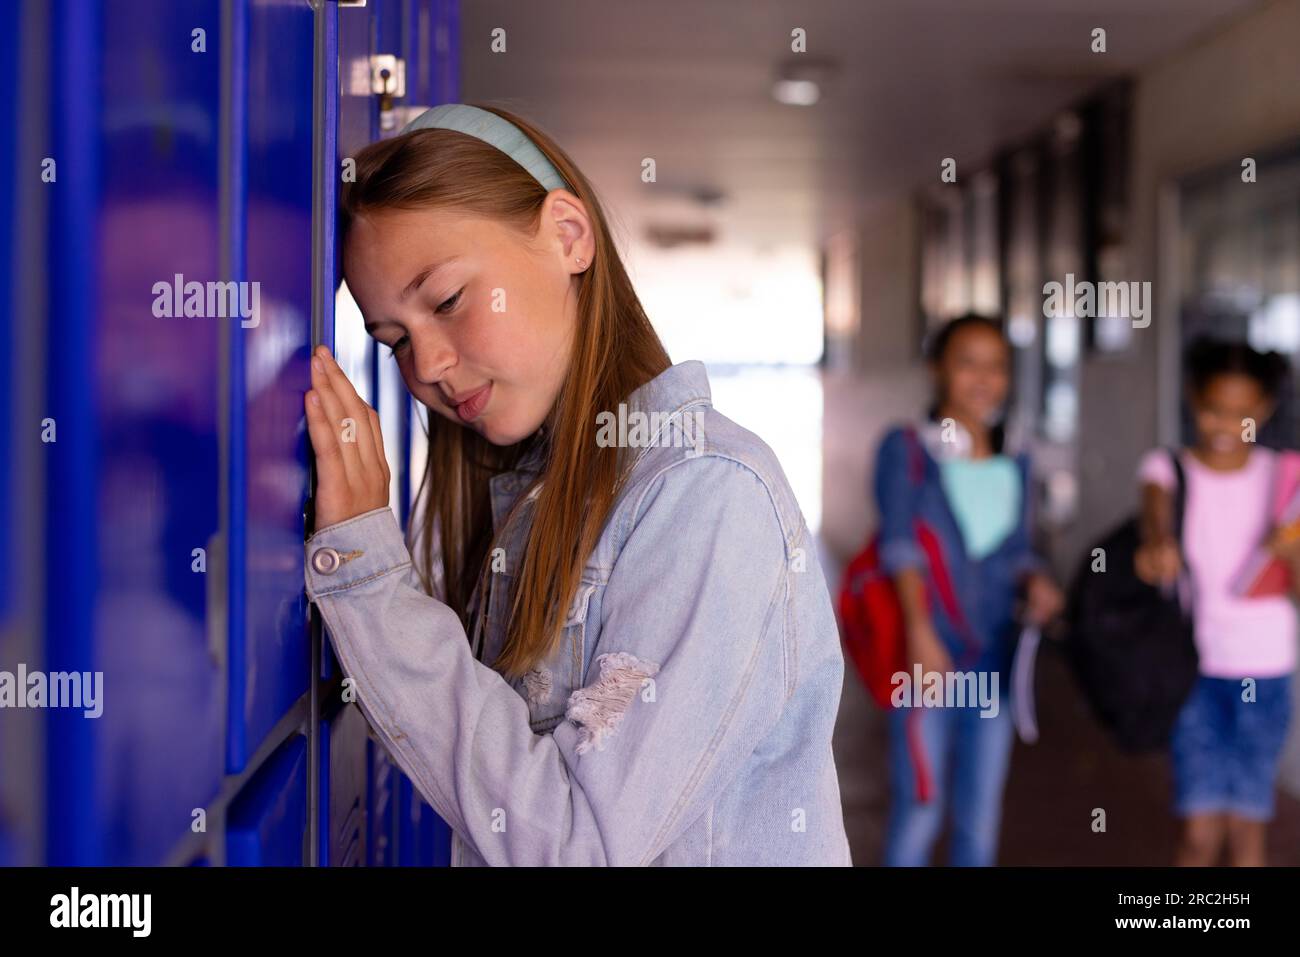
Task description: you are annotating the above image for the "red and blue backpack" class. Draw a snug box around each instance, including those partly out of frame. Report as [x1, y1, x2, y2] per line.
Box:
[836, 427, 977, 709]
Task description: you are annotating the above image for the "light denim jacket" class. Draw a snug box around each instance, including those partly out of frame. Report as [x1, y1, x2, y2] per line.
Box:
[304, 361, 852, 866]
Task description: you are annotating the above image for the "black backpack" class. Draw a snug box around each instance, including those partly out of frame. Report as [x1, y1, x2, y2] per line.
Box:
[1064, 450, 1199, 753]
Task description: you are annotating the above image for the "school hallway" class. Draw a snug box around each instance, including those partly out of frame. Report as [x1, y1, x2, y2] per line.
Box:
[822, 374, 1300, 867]
[8, 0, 1300, 879]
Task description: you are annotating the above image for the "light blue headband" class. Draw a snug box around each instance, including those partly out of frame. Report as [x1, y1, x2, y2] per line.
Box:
[401, 103, 572, 193]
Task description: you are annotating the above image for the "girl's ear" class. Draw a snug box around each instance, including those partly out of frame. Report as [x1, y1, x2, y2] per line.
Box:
[543, 189, 593, 268]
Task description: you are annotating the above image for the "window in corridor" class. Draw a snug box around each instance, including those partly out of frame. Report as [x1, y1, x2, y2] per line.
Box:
[636, 245, 825, 532]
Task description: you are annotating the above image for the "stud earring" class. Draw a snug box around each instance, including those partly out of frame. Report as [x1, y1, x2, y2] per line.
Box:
[576, 257, 586, 269]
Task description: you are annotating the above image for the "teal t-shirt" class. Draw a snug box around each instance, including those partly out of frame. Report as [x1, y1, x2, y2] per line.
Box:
[937, 456, 1021, 560]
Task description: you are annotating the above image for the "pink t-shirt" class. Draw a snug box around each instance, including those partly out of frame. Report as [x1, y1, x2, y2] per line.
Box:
[1137, 446, 1300, 678]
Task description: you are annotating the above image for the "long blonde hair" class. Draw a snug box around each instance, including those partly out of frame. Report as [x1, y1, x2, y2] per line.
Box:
[340, 104, 671, 679]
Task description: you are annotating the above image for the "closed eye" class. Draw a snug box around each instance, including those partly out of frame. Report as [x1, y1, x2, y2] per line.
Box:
[436, 289, 463, 314]
[384, 335, 409, 359]
[382, 289, 463, 359]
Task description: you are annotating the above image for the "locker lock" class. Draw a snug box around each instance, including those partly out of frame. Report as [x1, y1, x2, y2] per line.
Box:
[370, 55, 406, 131]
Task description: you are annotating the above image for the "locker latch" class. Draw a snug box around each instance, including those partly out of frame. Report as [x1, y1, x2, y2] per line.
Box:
[370, 55, 406, 131]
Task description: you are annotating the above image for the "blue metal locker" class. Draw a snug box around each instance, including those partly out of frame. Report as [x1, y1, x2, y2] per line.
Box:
[43, 0, 227, 867]
[0, 0, 34, 870]
[320, 702, 368, 866]
[226, 0, 317, 778]
[226, 734, 309, 866]
[12, 0, 462, 866]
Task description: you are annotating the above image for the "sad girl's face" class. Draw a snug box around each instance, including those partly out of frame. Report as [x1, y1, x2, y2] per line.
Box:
[342, 195, 594, 446]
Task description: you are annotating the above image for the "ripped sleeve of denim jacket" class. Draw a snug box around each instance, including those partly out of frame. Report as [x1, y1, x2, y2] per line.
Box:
[303, 453, 788, 866]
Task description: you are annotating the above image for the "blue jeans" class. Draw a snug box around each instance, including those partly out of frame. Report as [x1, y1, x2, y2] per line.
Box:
[883, 703, 1015, 866]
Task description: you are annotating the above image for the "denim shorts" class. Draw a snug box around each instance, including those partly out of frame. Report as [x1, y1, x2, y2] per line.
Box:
[1170, 674, 1293, 820]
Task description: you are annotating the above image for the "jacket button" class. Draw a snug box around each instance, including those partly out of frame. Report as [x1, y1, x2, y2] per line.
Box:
[312, 547, 342, 575]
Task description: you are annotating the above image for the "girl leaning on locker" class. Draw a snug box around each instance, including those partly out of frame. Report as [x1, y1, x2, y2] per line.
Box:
[873, 313, 1064, 866]
[299, 103, 852, 866]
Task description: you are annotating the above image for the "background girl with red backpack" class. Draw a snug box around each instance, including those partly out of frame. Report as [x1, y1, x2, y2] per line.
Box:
[872, 314, 1063, 866]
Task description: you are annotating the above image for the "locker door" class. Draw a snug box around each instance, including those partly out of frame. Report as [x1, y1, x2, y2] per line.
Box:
[226, 734, 309, 866]
[197, 0, 320, 867]
[20, 0, 461, 867]
[30, 0, 321, 866]
[0, 0, 37, 867]
[320, 701, 369, 866]
[397, 776, 449, 866]
[41, 0, 227, 866]
[227, 0, 318, 776]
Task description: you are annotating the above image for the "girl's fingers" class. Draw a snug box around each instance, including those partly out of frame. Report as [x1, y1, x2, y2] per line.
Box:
[304, 390, 345, 483]
[311, 352, 361, 484]
[316, 347, 380, 474]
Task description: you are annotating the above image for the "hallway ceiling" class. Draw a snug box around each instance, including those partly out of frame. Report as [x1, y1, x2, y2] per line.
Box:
[459, 0, 1262, 263]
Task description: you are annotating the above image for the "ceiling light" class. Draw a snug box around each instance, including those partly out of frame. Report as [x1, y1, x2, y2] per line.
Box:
[772, 78, 819, 106]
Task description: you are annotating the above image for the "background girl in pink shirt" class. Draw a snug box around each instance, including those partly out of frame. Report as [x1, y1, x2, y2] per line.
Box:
[1135, 337, 1299, 866]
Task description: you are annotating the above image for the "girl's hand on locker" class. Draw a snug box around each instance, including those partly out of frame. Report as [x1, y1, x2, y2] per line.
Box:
[304, 344, 391, 531]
